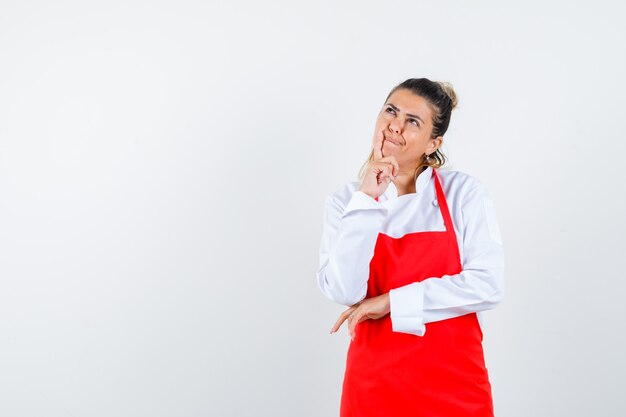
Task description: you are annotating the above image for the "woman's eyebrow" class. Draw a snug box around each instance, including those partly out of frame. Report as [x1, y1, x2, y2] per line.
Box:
[386, 102, 424, 124]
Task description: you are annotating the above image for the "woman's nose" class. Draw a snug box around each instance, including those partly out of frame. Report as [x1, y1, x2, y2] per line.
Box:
[389, 120, 401, 134]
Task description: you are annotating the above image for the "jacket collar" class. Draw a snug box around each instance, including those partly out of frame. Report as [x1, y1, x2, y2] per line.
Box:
[382, 166, 433, 201]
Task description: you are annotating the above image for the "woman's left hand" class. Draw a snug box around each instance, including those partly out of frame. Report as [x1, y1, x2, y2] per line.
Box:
[330, 293, 390, 340]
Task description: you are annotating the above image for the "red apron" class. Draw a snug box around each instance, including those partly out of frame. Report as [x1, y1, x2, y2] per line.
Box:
[340, 168, 494, 417]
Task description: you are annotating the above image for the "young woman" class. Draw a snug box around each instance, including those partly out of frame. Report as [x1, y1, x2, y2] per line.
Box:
[316, 78, 505, 416]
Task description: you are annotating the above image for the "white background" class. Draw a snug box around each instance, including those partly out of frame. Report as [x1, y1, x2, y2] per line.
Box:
[1, 1, 625, 416]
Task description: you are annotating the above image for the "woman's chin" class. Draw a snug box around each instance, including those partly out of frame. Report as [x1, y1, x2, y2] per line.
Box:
[382, 143, 400, 157]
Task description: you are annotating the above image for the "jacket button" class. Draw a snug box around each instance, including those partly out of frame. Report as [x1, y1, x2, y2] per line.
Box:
[432, 199, 439, 206]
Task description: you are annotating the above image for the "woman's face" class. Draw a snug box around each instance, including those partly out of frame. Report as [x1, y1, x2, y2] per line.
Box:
[374, 88, 443, 167]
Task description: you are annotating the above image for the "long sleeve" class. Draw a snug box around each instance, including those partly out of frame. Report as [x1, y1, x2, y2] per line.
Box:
[388, 180, 505, 336]
[317, 189, 389, 306]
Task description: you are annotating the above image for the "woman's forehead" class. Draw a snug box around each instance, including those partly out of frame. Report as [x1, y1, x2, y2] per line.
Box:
[385, 89, 433, 120]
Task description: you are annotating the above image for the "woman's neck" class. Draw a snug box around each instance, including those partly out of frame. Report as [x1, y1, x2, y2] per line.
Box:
[393, 166, 426, 196]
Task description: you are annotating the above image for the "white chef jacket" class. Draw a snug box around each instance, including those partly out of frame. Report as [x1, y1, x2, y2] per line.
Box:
[316, 166, 505, 336]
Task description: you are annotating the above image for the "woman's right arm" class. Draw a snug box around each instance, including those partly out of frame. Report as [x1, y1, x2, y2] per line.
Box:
[316, 189, 389, 306]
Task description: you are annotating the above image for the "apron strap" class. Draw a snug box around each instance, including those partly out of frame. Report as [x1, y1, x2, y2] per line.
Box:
[432, 168, 454, 234]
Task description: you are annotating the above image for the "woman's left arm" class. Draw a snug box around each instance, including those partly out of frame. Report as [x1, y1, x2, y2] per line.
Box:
[388, 179, 505, 337]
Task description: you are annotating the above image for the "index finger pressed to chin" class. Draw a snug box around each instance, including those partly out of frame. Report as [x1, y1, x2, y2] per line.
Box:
[373, 129, 384, 161]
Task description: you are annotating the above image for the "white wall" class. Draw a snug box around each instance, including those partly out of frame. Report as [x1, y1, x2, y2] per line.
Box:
[1, 1, 624, 416]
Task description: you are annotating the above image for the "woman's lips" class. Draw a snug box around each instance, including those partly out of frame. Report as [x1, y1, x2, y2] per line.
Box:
[384, 137, 401, 146]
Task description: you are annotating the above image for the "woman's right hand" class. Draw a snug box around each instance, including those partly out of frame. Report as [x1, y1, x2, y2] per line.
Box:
[359, 129, 399, 200]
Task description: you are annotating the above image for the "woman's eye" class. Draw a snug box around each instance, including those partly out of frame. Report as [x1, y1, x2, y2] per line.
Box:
[385, 107, 395, 114]
[409, 119, 419, 127]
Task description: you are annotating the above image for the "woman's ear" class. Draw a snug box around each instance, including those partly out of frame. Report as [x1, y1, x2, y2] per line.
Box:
[429, 136, 444, 153]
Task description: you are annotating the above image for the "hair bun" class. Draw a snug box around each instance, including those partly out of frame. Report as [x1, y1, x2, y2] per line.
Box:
[436, 81, 458, 110]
